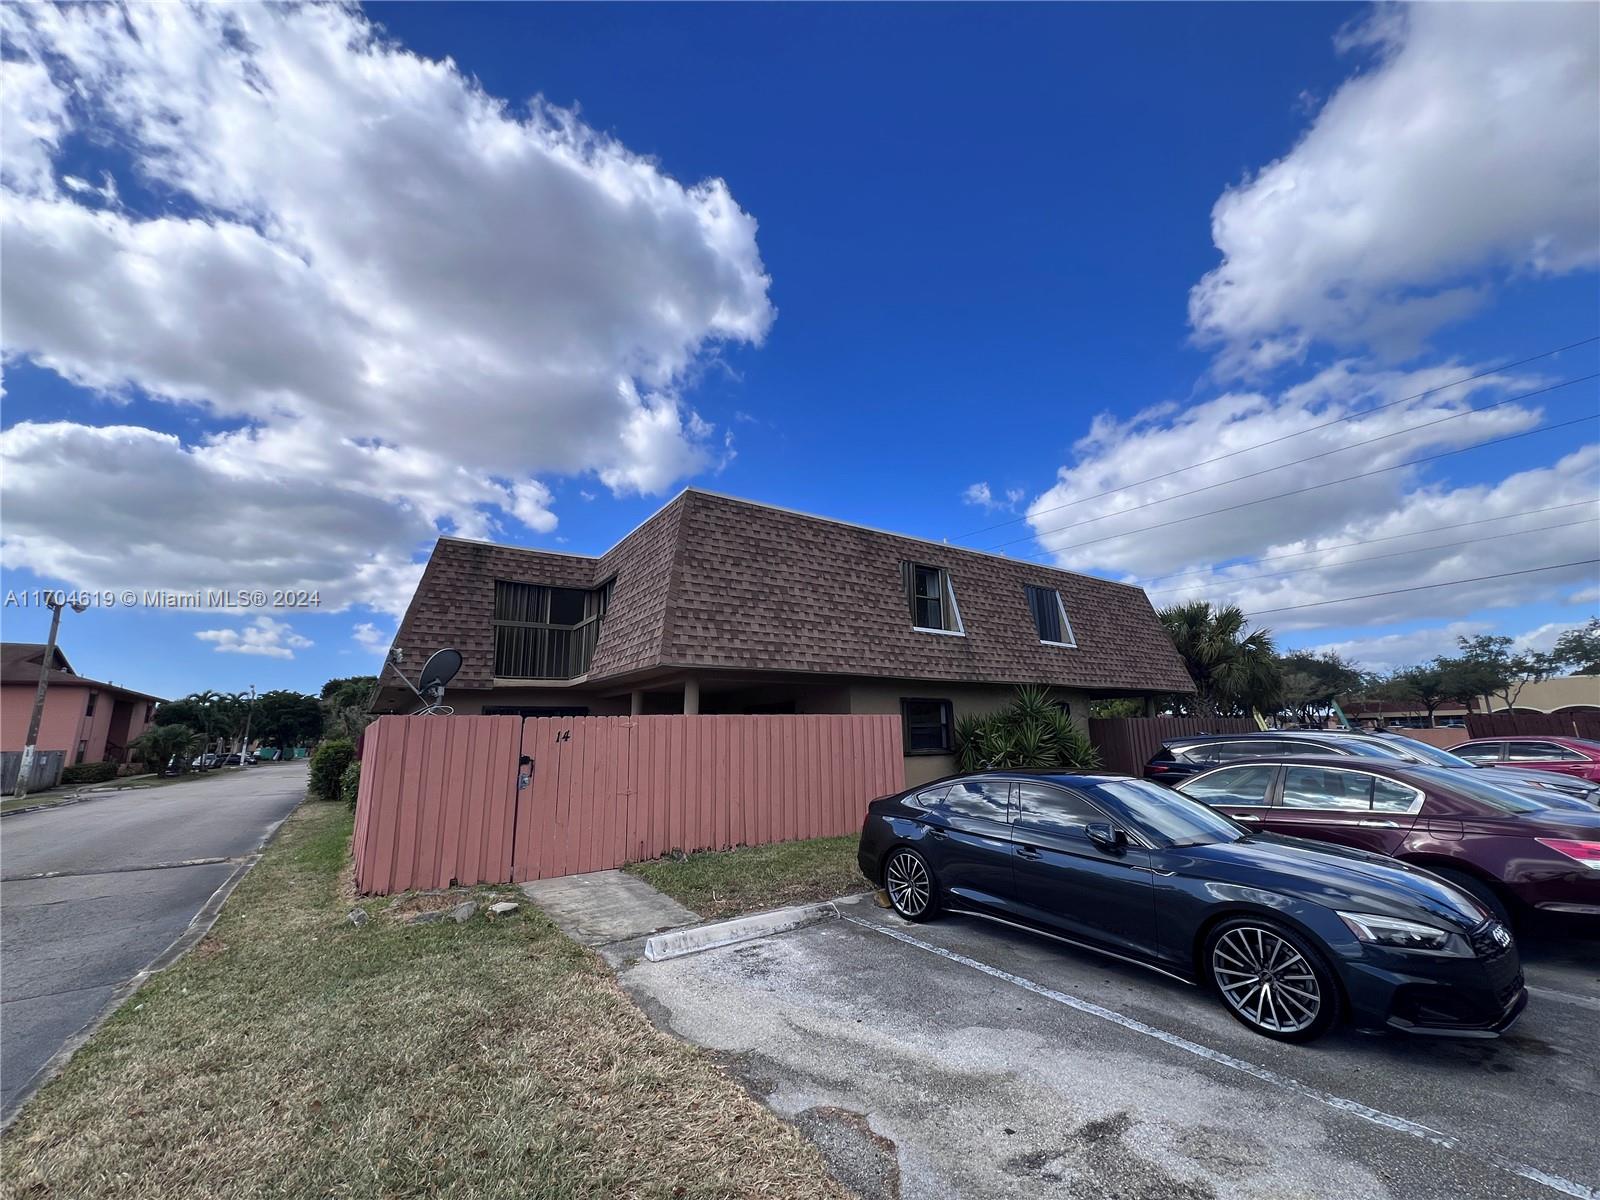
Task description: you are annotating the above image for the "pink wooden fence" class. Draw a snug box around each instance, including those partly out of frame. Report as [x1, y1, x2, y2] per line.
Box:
[353, 713, 904, 894]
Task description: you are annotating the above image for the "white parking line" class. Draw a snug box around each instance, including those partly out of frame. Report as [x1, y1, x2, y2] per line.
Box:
[842, 915, 1597, 1200]
[1525, 984, 1600, 1013]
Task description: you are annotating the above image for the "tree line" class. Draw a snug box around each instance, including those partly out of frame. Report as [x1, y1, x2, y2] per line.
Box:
[128, 675, 379, 774]
[1134, 603, 1599, 726]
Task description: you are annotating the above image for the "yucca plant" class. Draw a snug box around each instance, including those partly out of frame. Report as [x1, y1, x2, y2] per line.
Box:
[952, 688, 1102, 772]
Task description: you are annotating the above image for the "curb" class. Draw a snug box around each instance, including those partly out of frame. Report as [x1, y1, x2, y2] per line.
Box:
[0, 790, 107, 819]
[643, 901, 838, 962]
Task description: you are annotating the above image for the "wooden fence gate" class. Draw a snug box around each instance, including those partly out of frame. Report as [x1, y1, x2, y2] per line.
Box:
[354, 713, 903, 894]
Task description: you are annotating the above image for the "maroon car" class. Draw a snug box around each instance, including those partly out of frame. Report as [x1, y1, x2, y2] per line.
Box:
[1451, 736, 1600, 785]
[1174, 756, 1600, 922]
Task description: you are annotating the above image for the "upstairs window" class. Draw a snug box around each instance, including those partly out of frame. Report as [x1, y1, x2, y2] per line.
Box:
[85, 690, 98, 716]
[493, 579, 612, 679]
[1025, 586, 1075, 646]
[903, 562, 964, 635]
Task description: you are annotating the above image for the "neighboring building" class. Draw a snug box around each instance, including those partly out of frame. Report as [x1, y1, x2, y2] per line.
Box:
[1, 643, 164, 765]
[1345, 674, 1600, 728]
[377, 489, 1195, 785]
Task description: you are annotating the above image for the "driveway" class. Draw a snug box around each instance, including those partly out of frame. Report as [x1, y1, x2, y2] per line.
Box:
[616, 896, 1600, 1200]
[0, 762, 307, 1121]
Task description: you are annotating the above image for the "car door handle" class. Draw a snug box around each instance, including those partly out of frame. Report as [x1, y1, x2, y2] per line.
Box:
[1230, 813, 1261, 822]
[927, 826, 949, 839]
[1358, 818, 1399, 829]
[1015, 844, 1041, 860]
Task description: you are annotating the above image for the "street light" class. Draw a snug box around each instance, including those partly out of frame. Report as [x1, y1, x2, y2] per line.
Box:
[236, 685, 257, 768]
[13, 592, 88, 800]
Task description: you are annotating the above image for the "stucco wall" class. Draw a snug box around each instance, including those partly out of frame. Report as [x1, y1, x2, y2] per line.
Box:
[1, 684, 94, 757]
[846, 680, 1090, 788]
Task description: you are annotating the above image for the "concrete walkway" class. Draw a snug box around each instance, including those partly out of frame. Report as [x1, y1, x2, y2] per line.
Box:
[520, 869, 699, 946]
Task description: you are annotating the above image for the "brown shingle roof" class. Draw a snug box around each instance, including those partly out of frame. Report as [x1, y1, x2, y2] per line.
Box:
[384, 490, 1194, 695]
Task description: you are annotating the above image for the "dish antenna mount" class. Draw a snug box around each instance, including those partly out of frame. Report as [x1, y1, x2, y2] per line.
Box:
[387, 647, 462, 716]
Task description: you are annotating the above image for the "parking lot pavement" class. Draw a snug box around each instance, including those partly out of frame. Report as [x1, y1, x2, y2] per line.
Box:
[616, 896, 1600, 1200]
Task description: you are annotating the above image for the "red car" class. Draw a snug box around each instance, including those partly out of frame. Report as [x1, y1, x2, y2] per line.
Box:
[1451, 736, 1600, 785]
[1175, 756, 1600, 923]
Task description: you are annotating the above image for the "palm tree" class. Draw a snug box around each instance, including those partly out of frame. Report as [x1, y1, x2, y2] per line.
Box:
[131, 724, 202, 775]
[1159, 601, 1281, 718]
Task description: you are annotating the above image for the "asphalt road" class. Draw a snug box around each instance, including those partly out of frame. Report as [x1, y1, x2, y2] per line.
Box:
[0, 763, 307, 1121]
[617, 895, 1600, 1200]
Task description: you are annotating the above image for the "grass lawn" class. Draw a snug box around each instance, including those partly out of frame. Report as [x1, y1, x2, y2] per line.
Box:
[626, 835, 870, 920]
[2, 802, 850, 1200]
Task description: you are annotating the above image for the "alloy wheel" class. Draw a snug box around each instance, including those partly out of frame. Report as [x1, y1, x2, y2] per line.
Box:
[885, 850, 931, 918]
[1211, 925, 1322, 1035]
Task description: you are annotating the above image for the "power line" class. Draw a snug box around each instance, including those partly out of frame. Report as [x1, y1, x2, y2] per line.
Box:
[987, 372, 1597, 552]
[1243, 560, 1600, 617]
[1012, 411, 1600, 563]
[1131, 499, 1600, 587]
[1146, 516, 1599, 595]
[958, 333, 1600, 540]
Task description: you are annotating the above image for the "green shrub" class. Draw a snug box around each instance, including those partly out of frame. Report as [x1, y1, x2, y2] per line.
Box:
[60, 761, 119, 786]
[339, 759, 361, 809]
[308, 737, 355, 801]
[954, 686, 1101, 772]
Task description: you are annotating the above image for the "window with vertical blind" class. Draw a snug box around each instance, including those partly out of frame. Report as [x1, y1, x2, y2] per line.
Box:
[1025, 585, 1076, 646]
[493, 578, 613, 678]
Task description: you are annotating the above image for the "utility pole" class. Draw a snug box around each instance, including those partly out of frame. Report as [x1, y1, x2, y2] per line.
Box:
[14, 592, 87, 799]
[236, 685, 257, 768]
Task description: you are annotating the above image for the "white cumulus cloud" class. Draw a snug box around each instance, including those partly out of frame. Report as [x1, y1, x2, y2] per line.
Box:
[1019, 362, 1600, 630]
[1190, 3, 1599, 375]
[196, 615, 313, 660]
[0, 2, 772, 610]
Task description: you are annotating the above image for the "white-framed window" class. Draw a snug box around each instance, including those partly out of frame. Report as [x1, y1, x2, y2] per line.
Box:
[1025, 585, 1076, 647]
[904, 562, 965, 636]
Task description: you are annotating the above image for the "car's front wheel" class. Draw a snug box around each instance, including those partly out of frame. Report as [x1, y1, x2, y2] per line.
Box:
[1205, 918, 1340, 1042]
[883, 847, 938, 922]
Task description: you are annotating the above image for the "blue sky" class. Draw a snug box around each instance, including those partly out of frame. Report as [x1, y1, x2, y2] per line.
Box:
[2, 2, 1596, 701]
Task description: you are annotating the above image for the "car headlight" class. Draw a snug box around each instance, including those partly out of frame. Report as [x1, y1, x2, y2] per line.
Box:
[1336, 911, 1471, 956]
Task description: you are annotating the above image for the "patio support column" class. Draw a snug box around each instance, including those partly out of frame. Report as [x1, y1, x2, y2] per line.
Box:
[630, 690, 644, 716]
[1143, 694, 1157, 717]
[683, 676, 700, 716]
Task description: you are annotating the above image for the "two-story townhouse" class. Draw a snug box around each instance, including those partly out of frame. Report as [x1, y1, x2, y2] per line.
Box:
[375, 490, 1194, 785]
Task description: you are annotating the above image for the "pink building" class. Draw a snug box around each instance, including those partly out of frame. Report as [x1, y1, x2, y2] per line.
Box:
[1, 643, 164, 767]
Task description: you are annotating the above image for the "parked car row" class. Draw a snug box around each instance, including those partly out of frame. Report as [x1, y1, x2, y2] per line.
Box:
[857, 729, 1598, 1044]
[1144, 728, 1600, 804]
[857, 769, 1540, 1043]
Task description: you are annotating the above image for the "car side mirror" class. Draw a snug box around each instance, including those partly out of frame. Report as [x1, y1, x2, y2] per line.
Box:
[1086, 822, 1126, 852]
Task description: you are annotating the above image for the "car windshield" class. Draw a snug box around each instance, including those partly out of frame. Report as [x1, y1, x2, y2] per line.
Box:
[1087, 778, 1246, 847]
[1403, 766, 1556, 814]
[1370, 734, 1475, 767]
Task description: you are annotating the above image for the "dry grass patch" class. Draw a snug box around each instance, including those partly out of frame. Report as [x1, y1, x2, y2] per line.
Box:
[2, 802, 852, 1200]
[626, 836, 868, 920]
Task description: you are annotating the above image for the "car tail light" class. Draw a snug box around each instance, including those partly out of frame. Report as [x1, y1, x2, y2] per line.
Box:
[1535, 838, 1600, 870]
[1145, 763, 1170, 777]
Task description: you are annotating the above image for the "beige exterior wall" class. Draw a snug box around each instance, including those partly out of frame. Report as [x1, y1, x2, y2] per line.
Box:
[846, 680, 1090, 788]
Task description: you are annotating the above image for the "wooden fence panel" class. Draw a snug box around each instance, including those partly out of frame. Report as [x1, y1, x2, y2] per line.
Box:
[1466, 712, 1600, 740]
[355, 713, 903, 892]
[353, 715, 521, 894]
[1088, 716, 1260, 776]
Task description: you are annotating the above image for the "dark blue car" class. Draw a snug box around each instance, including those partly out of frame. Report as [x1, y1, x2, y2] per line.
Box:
[857, 771, 1526, 1042]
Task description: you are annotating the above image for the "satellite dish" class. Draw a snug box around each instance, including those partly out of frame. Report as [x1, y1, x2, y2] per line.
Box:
[418, 648, 462, 693]
[385, 646, 461, 716]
